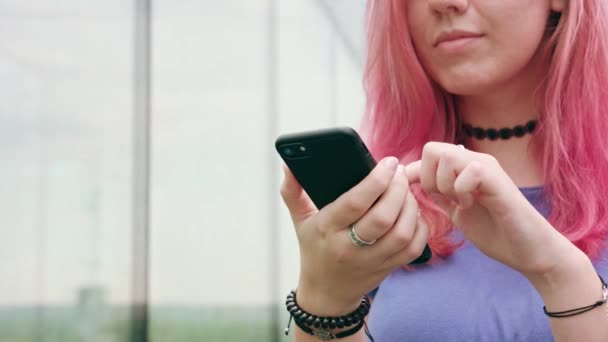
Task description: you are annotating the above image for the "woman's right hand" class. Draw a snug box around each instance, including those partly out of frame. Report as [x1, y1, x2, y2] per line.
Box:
[280, 156, 430, 316]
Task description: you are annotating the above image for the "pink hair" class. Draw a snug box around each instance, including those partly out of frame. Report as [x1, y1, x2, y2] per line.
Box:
[361, 1, 608, 260]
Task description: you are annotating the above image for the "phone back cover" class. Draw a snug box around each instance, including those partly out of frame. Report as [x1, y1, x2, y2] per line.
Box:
[276, 128, 376, 209]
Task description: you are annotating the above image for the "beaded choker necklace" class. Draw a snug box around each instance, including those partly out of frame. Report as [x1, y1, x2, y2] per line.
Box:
[461, 119, 538, 141]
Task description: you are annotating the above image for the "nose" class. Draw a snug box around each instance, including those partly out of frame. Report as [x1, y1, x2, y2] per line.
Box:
[428, 0, 469, 15]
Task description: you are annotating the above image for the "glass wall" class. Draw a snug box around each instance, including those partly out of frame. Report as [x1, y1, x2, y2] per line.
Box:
[0, 1, 365, 341]
[149, 1, 273, 340]
[0, 1, 134, 341]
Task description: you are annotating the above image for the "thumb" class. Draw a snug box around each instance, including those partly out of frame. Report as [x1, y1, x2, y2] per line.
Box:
[280, 164, 318, 224]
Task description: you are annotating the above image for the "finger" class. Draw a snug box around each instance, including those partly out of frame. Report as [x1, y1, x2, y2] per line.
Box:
[419, 142, 442, 193]
[453, 161, 485, 209]
[416, 143, 474, 205]
[404, 160, 422, 184]
[435, 153, 459, 202]
[380, 210, 430, 269]
[418, 142, 471, 194]
[456, 156, 508, 194]
[350, 165, 409, 244]
[371, 191, 419, 258]
[322, 157, 399, 229]
[280, 164, 318, 224]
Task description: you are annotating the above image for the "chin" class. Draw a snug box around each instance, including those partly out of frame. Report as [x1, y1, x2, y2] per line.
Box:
[434, 73, 500, 96]
[437, 80, 491, 96]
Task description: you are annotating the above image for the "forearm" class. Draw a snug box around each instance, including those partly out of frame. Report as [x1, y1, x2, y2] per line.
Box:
[527, 249, 608, 342]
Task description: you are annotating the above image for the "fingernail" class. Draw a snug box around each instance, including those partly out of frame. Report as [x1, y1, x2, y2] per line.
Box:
[396, 164, 404, 174]
[384, 157, 399, 170]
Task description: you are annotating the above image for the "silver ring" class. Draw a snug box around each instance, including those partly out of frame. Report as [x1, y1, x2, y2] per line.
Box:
[349, 223, 376, 247]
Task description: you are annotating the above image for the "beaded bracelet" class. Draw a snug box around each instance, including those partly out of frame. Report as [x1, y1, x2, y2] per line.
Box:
[543, 273, 608, 318]
[290, 316, 366, 340]
[284, 290, 375, 341]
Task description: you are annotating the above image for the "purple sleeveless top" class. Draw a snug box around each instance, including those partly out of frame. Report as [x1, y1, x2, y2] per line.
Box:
[367, 187, 608, 341]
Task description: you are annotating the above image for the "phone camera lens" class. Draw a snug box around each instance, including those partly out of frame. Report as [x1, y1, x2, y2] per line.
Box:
[282, 144, 307, 158]
[283, 147, 295, 157]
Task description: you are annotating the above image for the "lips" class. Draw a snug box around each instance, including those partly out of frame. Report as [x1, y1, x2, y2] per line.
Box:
[434, 30, 485, 48]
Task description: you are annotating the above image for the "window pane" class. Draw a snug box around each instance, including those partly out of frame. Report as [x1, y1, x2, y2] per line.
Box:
[0, 0, 366, 341]
[150, 1, 272, 341]
[0, 2, 133, 341]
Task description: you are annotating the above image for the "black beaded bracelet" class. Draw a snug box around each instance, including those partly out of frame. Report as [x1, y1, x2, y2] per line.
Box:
[284, 290, 375, 341]
[291, 315, 366, 340]
[543, 273, 608, 318]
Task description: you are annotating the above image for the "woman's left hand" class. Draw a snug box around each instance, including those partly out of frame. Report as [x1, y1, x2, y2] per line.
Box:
[405, 142, 580, 278]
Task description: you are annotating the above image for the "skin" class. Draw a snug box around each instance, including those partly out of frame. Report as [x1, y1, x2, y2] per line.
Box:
[406, 0, 557, 187]
[282, 1, 608, 341]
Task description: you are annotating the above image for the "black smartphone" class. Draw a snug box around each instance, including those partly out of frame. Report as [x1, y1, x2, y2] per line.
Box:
[275, 127, 431, 264]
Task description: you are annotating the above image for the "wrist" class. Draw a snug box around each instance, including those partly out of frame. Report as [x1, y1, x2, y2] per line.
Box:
[285, 289, 373, 340]
[295, 283, 363, 317]
[525, 245, 602, 310]
[525, 245, 591, 291]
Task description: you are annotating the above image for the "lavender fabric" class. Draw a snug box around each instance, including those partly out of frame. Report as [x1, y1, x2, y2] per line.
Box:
[367, 186, 608, 341]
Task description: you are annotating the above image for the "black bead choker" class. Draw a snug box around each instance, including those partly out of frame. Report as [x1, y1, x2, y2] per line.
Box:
[461, 119, 538, 141]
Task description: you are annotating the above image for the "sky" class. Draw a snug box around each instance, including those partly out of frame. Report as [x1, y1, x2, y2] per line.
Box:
[0, 0, 366, 306]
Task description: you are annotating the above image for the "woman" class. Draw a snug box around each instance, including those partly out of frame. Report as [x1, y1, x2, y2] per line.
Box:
[281, 0, 608, 341]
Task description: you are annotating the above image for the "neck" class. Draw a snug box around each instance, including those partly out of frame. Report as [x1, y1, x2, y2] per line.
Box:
[455, 52, 546, 188]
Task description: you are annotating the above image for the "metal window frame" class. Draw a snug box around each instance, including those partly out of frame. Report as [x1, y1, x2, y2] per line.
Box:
[131, 0, 151, 341]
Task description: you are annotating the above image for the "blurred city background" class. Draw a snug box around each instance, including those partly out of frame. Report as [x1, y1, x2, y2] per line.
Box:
[0, 0, 366, 341]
